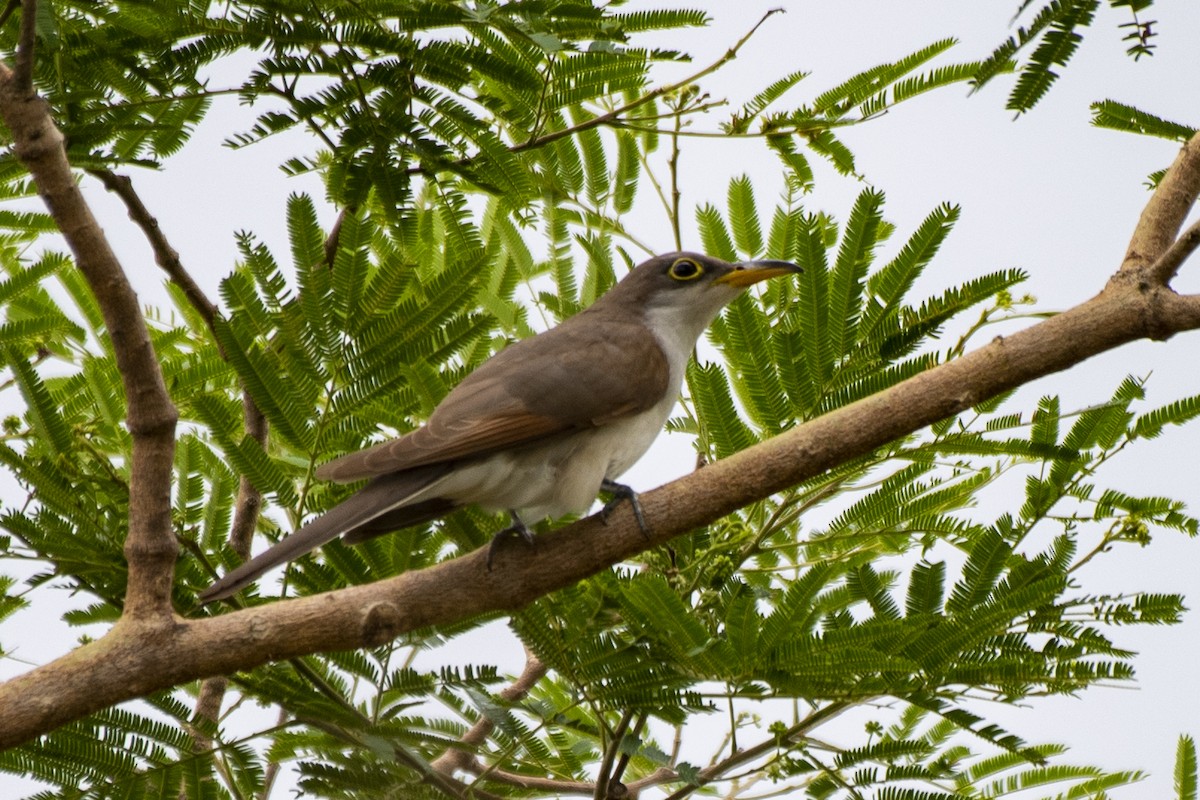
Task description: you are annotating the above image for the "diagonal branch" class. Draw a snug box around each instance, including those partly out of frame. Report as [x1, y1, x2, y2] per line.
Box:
[431, 646, 547, 775]
[1120, 130, 1200, 275]
[3, 254, 1200, 748]
[0, 62, 179, 621]
[84, 167, 268, 563]
[1149, 217, 1200, 285]
[659, 702, 851, 800]
[87, 168, 219, 322]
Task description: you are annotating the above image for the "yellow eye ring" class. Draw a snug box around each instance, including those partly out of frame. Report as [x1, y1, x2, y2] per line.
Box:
[669, 258, 703, 281]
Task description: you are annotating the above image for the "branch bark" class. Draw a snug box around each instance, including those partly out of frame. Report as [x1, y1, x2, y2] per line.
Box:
[0, 64, 179, 622]
[87, 166, 275, 765]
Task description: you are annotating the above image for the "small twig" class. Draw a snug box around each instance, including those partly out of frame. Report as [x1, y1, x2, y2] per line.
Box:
[610, 713, 647, 788]
[431, 648, 547, 774]
[405, 8, 785, 178]
[13, 0, 36, 95]
[323, 207, 351, 269]
[669, 104, 682, 251]
[659, 702, 851, 800]
[594, 709, 634, 800]
[86, 168, 219, 324]
[301, 715, 488, 800]
[181, 677, 238, 799]
[257, 707, 289, 800]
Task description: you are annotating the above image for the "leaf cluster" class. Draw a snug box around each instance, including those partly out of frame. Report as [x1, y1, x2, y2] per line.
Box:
[974, 1, 1161, 114]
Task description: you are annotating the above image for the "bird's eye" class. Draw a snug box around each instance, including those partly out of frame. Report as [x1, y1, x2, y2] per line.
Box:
[669, 258, 703, 281]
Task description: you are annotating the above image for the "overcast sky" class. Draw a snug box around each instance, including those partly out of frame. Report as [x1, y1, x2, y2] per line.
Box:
[4, 2, 1200, 797]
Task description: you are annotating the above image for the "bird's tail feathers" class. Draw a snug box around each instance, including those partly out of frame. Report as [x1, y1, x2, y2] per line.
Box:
[198, 465, 451, 604]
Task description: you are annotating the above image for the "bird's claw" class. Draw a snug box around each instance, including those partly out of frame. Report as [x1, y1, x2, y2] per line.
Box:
[487, 512, 535, 571]
[599, 479, 650, 540]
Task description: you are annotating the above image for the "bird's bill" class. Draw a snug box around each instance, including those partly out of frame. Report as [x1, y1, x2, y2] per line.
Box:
[714, 260, 803, 288]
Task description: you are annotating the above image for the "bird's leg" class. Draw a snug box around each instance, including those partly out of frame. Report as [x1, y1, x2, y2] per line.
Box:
[487, 511, 536, 570]
[599, 479, 650, 540]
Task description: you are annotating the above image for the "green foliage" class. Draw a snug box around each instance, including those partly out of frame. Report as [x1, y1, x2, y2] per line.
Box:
[1091, 100, 1196, 142]
[734, 39, 990, 188]
[0, 4, 1194, 800]
[975, 0, 1164, 114]
[1179, 735, 1198, 800]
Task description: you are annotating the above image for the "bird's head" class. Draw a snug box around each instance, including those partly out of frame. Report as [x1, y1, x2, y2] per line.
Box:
[595, 252, 802, 337]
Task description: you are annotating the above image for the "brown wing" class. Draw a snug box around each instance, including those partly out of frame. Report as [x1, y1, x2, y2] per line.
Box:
[316, 311, 671, 483]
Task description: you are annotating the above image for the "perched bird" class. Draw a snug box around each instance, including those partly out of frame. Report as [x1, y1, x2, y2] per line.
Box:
[199, 252, 800, 602]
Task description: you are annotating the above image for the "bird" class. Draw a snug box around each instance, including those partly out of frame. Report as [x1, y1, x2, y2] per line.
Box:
[199, 252, 801, 603]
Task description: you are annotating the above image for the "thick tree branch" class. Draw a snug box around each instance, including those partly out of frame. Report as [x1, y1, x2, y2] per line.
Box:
[3, 278, 1199, 748]
[0, 64, 178, 620]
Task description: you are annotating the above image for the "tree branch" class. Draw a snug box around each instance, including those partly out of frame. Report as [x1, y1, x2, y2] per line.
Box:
[431, 647, 547, 775]
[1120, 130, 1200, 274]
[1149, 216, 1200, 285]
[404, 8, 784, 178]
[87, 168, 220, 323]
[12, 0, 36, 95]
[85, 167, 270, 564]
[0, 63, 179, 621]
[86, 165, 271, 743]
[658, 702, 851, 800]
[4, 161, 1200, 744]
[2, 262, 1199, 747]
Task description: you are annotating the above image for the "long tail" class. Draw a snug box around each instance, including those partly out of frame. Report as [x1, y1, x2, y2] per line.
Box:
[199, 466, 451, 604]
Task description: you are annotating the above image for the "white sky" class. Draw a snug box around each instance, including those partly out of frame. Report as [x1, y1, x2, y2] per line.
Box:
[3, 2, 1200, 797]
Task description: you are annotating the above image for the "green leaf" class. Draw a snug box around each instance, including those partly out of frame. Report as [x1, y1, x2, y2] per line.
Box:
[1178, 734, 1198, 800]
[726, 175, 763, 257]
[4, 347, 74, 456]
[1091, 100, 1196, 142]
[828, 189, 885, 361]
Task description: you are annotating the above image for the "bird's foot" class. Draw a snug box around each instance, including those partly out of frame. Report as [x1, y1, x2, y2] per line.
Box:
[599, 479, 650, 540]
[487, 512, 536, 570]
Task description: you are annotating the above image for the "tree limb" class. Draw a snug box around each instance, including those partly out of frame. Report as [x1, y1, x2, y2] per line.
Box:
[3, 261, 1200, 748]
[86, 168, 220, 322]
[1120, 131, 1200, 274]
[0, 63, 179, 621]
[86, 165, 270, 749]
